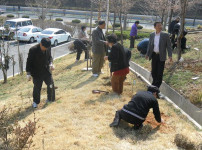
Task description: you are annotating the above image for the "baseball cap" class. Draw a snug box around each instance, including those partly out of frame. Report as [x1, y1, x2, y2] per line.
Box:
[147, 85, 160, 98]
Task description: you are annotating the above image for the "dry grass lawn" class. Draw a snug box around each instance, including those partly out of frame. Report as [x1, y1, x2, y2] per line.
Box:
[0, 52, 202, 150]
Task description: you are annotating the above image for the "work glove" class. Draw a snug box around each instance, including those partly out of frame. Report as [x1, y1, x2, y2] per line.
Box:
[49, 63, 55, 71]
[27, 75, 32, 81]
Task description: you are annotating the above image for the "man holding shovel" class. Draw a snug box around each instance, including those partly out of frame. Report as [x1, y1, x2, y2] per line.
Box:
[26, 38, 55, 108]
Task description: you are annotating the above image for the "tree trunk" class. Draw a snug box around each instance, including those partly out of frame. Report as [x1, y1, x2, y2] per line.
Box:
[2, 67, 7, 83]
[168, 0, 175, 26]
[90, 1, 93, 39]
[17, 41, 23, 75]
[106, 0, 110, 33]
[123, 13, 127, 31]
[161, 9, 165, 24]
[41, 7, 44, 29]
[113, 12, 116, 33]
[192, 6, 199, 26]
[98, 2, 101, 20]
[119, 12, 123, 45]
[163, 14, 168, 31]
[168, 9, 174, 26]
[177, 0, 187, 61]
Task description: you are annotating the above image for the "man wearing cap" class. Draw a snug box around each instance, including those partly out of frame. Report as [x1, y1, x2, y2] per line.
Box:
[110, 85, 162, 129]
[26, 38, 55, 108]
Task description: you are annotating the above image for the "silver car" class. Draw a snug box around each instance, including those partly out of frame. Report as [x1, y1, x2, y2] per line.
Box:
[14, 26, 42, 43]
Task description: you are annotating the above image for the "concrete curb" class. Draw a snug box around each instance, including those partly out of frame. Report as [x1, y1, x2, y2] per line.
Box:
[129, 61, 202, 129]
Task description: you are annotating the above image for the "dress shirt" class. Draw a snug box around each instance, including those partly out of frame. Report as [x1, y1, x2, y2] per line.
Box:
[154, 32, 161, 53]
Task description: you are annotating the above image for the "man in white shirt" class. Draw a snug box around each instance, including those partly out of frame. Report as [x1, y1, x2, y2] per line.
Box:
[146, 22, 172, 88]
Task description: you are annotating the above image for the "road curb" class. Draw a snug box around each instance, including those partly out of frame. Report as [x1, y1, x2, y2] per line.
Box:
[129, 61, 202, 129]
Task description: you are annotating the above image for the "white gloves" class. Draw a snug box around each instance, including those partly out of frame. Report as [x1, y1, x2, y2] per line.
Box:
[49, 63, 55, 71]
[27, 75, 32, 81]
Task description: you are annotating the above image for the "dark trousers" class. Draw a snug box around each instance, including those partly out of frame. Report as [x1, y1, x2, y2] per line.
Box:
[172, 37, 187, 52]
[130, 36, 135, 48]
[33, 73, 55, 104]
[119, 110, 144, 127]
[76, 48, 88, 60]
[151, 52, 165, 88]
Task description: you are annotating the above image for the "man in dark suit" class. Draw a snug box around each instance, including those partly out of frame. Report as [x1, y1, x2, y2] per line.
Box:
[146, 22, 172, 88]
[92, 20, 108, 77]
[26, 38, 55, 108]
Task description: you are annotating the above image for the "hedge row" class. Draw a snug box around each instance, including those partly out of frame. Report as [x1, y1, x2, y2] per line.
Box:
[56, 18, 63, 21]
[22, 15, 29, 18]
[106, 30, 150, 41]
[72, 19, 81, 24]
[7, 14, 14, 18]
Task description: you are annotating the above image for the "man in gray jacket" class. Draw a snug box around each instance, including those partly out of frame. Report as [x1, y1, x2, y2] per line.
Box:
[146, 22, 172, 88]
[92, 20, 108, 77]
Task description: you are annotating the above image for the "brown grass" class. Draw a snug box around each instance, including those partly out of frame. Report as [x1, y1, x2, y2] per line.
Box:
[0, 53, 202, 150]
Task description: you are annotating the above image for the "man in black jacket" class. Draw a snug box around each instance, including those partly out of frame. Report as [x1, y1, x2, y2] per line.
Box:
[110, 85, 162, 129]
[26, 38, 55, 108]
[168, 17, 180, 34]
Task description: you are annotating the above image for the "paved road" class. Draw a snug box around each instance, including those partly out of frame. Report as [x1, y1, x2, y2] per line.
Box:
[0, 41, 73, 81]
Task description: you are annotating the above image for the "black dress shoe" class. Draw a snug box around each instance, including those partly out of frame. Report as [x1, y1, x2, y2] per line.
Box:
[109, 111, 121, 127]
[133, 124, 143, 130]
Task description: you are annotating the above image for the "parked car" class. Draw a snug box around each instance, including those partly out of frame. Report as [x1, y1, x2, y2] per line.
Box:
[0, 18, 33, 39]
[0, 8, 6, 14]
[14, 26, 42, 43]
[37, 28, 71, 46]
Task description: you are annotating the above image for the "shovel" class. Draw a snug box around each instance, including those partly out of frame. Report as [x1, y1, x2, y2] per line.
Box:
[92, 90, 109, 95]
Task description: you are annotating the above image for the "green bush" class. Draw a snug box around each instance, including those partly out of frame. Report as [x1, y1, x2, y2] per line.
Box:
[72, 19, 81, 24]
[197, 24, 202, 29]
[7, 14, 14, 18]
[107, 30, 150, 41]
[22, 15, 29, 18]
[137, 25, 143, 29]
[113, 23, 120, 28]
[56, 18, 63, 21]
[137, 32, 150, 39]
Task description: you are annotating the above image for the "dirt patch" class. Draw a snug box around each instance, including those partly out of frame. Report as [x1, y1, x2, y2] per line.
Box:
[124, 82, 132, 85]
[144, 112, 174, 134]
[102, 76, 111, 80]
[103, 81, 111, 86]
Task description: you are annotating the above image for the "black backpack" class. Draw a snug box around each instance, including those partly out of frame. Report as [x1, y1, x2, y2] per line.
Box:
[123, 47, 131, 66]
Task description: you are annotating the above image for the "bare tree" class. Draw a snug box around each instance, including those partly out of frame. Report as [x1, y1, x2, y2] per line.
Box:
[25, 0, 61, 29]
[0, 40, 12, 83]
[177, 0, 188, 61]
[137, 0, 181, 30]
[110, 0, 137, 44]
[91, 0, 106, 20]
[110, 0, 119, 32]
[188, 0, 202, 26]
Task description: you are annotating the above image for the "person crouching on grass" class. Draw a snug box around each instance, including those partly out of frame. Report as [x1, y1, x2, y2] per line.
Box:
[104, 34, 129, 95]
[110, 85, 162, 130]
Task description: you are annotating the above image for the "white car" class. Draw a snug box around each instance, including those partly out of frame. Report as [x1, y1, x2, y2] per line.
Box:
[37, 28, 71, 46]
[14, 26, 42, 43]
